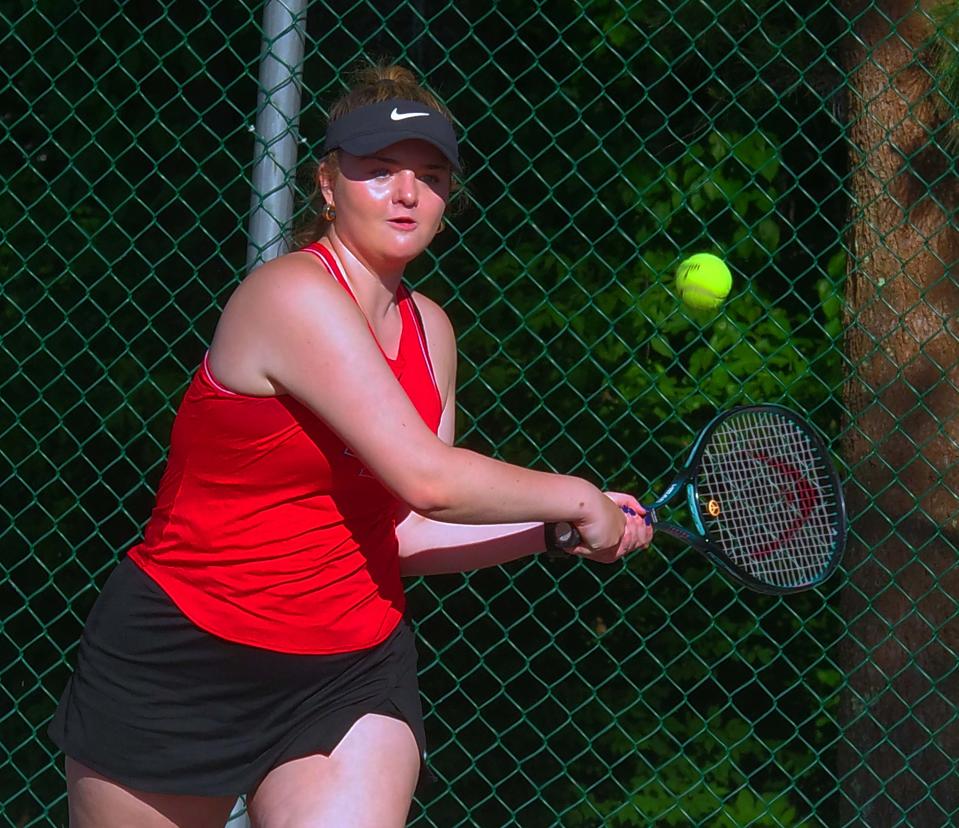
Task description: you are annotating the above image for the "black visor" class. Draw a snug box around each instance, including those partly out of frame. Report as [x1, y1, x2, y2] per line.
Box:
[322, 98, 461, 172]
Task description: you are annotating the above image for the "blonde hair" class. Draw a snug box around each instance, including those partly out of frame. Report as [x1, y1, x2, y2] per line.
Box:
[328, 63, 452, 122]
[294, 62, 461, 247]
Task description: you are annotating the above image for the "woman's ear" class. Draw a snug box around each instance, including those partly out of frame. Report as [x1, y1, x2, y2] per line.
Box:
[317, 159, 335, 204]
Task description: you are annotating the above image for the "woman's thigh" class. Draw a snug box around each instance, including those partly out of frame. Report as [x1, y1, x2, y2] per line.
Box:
[248, 713, 420, 828]
[67, 758, 238, 828]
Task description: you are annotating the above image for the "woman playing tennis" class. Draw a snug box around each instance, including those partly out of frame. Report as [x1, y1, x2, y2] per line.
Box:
[49, 62, 652, 828]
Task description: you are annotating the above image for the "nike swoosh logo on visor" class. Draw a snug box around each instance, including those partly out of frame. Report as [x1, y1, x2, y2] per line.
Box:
[391, 108, 430, 121]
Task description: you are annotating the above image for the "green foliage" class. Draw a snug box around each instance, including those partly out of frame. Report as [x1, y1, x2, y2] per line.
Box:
[455, 127, 844, 474]
[3, 2, 854, 826]
[553, 571, 843, 826]
[446, 122, 845, 820]
[930, 0, 959, 147]
[435, 5, 848, 821]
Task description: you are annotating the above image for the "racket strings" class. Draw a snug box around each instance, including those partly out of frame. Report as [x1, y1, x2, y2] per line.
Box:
[697, 410, 841, 588]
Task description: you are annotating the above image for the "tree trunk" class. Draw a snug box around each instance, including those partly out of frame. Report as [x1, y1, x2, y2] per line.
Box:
[837, 1, 959, 825]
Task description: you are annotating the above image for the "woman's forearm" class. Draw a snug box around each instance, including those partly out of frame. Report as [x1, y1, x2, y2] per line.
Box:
[408, 446, 601, 526]
[396, 513, 546, 576]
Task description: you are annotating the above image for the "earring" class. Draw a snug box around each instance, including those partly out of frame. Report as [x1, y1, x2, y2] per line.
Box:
[437, 219, 446, 233]
[322, 203, 336, 222]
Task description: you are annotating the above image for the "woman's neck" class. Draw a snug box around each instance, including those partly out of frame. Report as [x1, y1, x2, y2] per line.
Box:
[322, 230, 403, 322]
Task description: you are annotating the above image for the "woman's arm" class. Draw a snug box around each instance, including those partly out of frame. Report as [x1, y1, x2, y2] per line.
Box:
[395, 298, 552, 573]
[396, 512, 545, 576]
[210, 258, 627, 552]
[395, 292, 645, 574]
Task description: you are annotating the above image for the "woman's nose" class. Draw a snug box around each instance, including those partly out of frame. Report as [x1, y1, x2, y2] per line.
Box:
[392, 169, 417, 205]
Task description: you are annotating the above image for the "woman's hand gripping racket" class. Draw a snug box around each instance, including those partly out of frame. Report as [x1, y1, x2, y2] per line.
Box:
[551, 405, 847, 594]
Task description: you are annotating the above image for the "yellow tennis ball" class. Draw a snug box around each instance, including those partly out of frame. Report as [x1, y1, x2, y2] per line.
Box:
[675, 253, 732, 310]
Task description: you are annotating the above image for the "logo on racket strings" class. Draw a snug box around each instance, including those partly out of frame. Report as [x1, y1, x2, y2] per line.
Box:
[707, 499, 721, 517]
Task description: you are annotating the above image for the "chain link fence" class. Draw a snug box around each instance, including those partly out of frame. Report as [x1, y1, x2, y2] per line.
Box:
[2, 1, 957, 826]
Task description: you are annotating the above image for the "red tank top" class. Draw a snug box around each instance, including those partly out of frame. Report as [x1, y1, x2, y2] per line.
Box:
[127, 243, 442, 654]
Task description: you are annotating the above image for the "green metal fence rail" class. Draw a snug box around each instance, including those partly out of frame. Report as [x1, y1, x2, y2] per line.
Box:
[2, 2, 957, 826]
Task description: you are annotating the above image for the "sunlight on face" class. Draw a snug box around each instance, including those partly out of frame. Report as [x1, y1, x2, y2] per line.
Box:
[327, 139, 452, 272]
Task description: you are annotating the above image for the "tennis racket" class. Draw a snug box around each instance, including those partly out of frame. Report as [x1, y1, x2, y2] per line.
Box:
[552, 404, 847, 594]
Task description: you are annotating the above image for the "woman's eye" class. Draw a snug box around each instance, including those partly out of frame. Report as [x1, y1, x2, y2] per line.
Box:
[371, 168, 391, 179]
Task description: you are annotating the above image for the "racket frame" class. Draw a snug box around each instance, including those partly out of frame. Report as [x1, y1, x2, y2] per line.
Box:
[554, 404, 847, 595]
[668, 404, 846, 594]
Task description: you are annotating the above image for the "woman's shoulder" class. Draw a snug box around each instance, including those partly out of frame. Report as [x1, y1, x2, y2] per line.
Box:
[226, 249, 357, 316]
[243, 247, 340, 288]
[214, 250, 365, 353]
[209, 250, 369, 395]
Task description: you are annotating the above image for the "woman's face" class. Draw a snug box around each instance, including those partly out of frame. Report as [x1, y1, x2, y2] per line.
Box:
[321, 139, 452, 272]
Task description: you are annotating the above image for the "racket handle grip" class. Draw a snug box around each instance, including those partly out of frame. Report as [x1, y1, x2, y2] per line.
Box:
[543, 522, 579, 558]
[553, 521, 580, 550]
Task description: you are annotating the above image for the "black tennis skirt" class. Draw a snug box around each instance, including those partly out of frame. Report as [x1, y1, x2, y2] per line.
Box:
[48, 556, 428, 796]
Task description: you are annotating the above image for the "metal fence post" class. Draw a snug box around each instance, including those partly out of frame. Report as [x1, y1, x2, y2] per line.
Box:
[245, 0, 307, 273]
